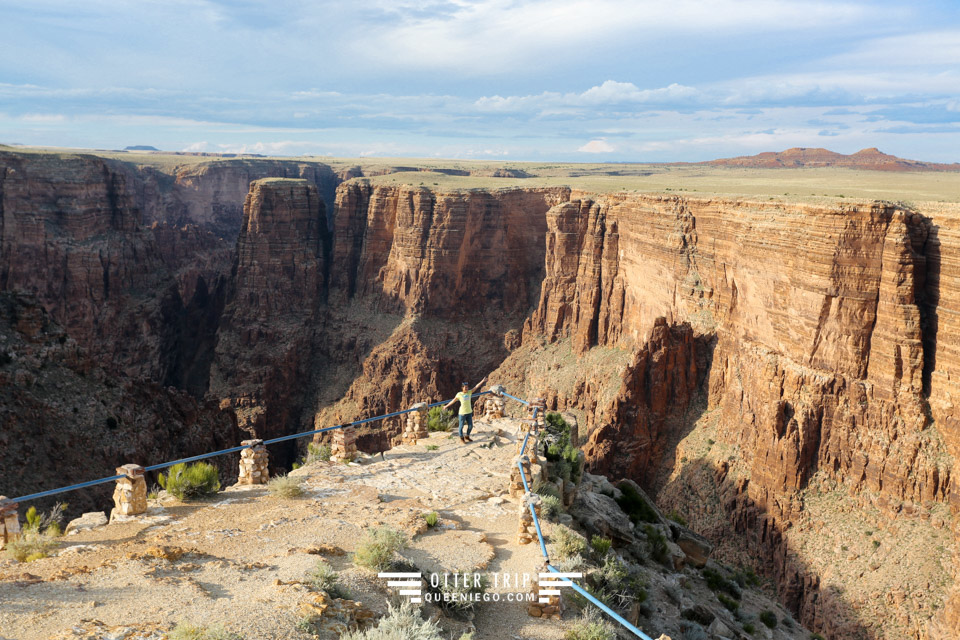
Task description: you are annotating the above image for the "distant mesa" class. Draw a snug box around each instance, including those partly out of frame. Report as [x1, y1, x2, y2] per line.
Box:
[703, 147, 960, 172]
[123, 145, 160, 151]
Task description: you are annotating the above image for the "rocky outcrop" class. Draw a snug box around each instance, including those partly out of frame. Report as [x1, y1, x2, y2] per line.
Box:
[0, 292, 238, 516]
[705, 147, 960, 172]
[0, 150, 233, 392]
[210, 179, 327, 445]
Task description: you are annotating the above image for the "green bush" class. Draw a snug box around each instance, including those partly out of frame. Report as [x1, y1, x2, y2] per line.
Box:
[425, 444, 439, 451]
[589, 555, 646, 611]
[540, 494, 564, 520]
[308, 559, 350, 599]
[158, 462, 220, 500]
[353, 526, 408, 571]
[427, 406, 454, 432]
[169, 622, 242, 640]
[717, 592, 739, 612]
[340, 600, 443, 640]
[743, 622, 756, 634]
[702, 567, 742, 599]
[565, 608, 617, 640]
[305, 442, 332, 464]
[552, 525, 588, 559]
[643, 525, 670, 566]
[267, 474, 304, 498]
[616, 483, 660, 525]
[667, 509, 688, 527]
[534, 481, 562, 501]
[759, 610, 778, 629]
[423, 511, 439, 527]
[6, 503, 66, 562]
[590, 535, 612, 557]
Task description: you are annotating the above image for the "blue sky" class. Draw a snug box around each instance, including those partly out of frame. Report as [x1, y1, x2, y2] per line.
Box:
[1, 0, 959, 161]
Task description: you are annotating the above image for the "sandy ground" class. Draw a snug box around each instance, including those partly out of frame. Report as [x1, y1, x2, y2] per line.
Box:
[0, 418, 572, 640]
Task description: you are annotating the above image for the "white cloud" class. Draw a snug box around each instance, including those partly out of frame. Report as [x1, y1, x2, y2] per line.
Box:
[578, 139, 615, 153]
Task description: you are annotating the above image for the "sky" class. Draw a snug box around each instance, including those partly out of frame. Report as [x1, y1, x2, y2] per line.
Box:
[1, 0, 959, 162]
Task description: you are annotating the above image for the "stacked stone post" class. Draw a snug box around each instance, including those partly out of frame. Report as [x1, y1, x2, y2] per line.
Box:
[529, 397, 547, 430]
[0, 497, 20, 550]
[401, 403, 429, 445]
[509, 454, 532, 499]
[331, 427, 358, 463]
[527, 565, 564, 620]
[516, 431, 539, 465]
[238, 440, 269, 485]
[517, 492, 542, 545]
[112, 464, 147, 517]
[485, 384, 506, 419]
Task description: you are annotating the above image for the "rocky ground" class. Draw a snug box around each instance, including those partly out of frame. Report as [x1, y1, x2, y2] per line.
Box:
[0, 416, 810, 640]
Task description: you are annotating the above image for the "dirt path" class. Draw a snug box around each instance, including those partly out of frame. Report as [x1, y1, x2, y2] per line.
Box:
[0, 418, 570, 639]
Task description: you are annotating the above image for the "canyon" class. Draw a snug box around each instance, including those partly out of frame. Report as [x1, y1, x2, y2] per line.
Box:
[2, 148, 960, 639]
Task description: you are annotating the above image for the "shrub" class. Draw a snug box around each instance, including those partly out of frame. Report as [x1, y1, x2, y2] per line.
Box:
[552, 525, 588, 559]
[759, 610, 778, 629]
[308, 559, 350, 599]
[422, 511, 439, 527]
[158, 462, 220, 500]
[681, 607, 714, 627]
[679, 621, 708, 640]
[553, 553, 585, 572]
[540, 494, 564, 520]
[643, 525, 670, 566]
[667, 509, 688, 527]
[305, 442, 331, 464]
[425, 444, 439, 451]
[427, 406, 454, 432]
[565, 608, 617, 640]
[717, 592, 739, 612]
[590, 535, 612, 558]
[340, 600, 443, 640]
[590, 555, 646, 611]
[169, 622, 242, 640]
[267, 474, 304, 498]
[734, 566, 761, 588]
[534, 481, 562, 501]
[743, 622, 756, 634]
[616, 483, 660, 525]
[4, 528, 59, 562]
[702, 567, 742, 599]
[353, 526, 407, 571]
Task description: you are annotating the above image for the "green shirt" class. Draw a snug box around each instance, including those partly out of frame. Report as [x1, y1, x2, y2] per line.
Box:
[456, 391, 472, 415]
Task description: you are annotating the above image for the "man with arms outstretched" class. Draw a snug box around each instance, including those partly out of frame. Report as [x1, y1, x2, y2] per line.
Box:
[446, 376, 487, 444]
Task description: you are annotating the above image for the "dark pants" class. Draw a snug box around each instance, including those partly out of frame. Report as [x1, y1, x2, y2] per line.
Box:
[458, 413, 474, 437]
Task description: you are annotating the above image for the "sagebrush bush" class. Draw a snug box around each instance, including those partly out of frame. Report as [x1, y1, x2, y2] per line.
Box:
[426, 570, 488, 614]
[169, 622, 242, 640]
[4, 528, 59, 562]
[565, 608, 617, 640]
[353, 525, 407, 571]
[427, 406, 454, 432]
[540, 494, 564, 520]
[308, 559, 350, 599]
[643, 525, 670, 566]
[340, 600, 443, 640]
[158, 462, 220, 500]
[267, 474, 304, 498]
[552, 525, 588, 559]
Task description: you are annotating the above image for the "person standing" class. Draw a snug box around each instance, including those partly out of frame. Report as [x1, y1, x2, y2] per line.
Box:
[446, 376, 487, 444]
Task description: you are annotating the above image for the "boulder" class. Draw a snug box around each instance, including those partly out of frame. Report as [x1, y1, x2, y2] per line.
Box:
[671, 524, 713, 568]
[65, 511, 108, 535]
[708, 617, 735, 639]
[569, 490, 635, 544]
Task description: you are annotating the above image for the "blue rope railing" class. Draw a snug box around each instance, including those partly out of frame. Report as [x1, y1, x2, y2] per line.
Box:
[9, 391, 492, 504]
[518, 407, 654, 640]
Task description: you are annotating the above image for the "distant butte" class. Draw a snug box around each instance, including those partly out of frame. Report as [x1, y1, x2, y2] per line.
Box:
[702, 147, 960, 172]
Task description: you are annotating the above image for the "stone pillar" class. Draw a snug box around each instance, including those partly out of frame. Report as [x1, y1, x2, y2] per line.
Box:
[530, 397, 547, 430]
[485, 385, 506, 419]
[401, 403, 429, 445]
[527, 564, 564, 620]
[0, 497, 20, 550]
[331, 428, 358, 463]
[517, 492, 542, 545]
[112, 464, 147, 517]
[517, 431, 539, 465]
[238, 439, 269, 485]
[509, 455, 532, 499]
